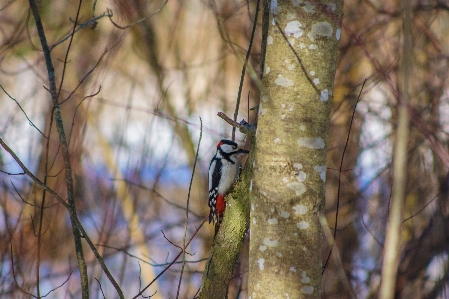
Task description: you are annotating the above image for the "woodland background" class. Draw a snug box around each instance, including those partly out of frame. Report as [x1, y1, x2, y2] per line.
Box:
[0, 0, 449, 298]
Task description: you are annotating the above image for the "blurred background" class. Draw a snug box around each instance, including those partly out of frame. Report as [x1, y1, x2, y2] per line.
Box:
[1, 0, 449, 298]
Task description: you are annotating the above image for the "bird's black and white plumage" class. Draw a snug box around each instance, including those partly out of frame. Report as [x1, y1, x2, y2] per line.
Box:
[208, 139, 249, 226]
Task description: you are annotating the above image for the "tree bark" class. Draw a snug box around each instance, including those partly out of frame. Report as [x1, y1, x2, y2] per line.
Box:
[248, 1, 343, 298]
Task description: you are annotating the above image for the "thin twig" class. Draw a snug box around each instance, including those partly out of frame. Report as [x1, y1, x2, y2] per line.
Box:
[68, 86, 102, 146]
[176, 117, 202, 299]
[60, 50, 106, 106]
[27, 0, 91, 296]
[132, 217, 208, 299]
[9, 229, 73, 298]
[217, 112, 256, 136]
[218, 112, 241, 128]
[112, 179, 203, 217]
[10, 181, 58, 208]
[0, 138, 124, 298]
[107, 0, 168, 29]
[98, 244, 208, 266]
[49, 11, 112, 51]
[323, 78, 367, 274]
[95, 278, 106, 299]
[161, 230, 194, 255]
[232, 0, 260, 141]
[0, 84, 46, 138]
[402, 192, 440, 223]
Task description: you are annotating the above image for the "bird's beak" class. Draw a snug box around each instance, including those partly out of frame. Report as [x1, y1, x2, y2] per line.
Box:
[238, 148, 249, 154]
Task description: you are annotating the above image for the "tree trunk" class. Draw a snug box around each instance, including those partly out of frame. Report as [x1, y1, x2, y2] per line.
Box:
[248, 1, 343, 298]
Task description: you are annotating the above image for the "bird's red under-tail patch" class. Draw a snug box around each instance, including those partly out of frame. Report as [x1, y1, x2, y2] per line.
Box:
[216, 194, 226, 216]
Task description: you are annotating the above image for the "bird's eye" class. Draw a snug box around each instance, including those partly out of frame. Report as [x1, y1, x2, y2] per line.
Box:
[232, 146, 237, 149]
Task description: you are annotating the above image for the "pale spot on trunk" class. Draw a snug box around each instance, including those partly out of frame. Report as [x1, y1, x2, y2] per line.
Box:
[301, 271, 311, 283]
[280, 211, 290, 218]
[275, 75, 294, 87]
[285, 21, 304, 38]
[268, 218, 278, 224]
[263, 237, 279, 247]
[293, 204, 308, 215]
[320, 89, 329, 101]
[297, 137, 325, 149]
[301, 286, 314, 294]
[287, 182, 306, 196]
[258, 258, 265, 270]
[297, 221, 310, 229]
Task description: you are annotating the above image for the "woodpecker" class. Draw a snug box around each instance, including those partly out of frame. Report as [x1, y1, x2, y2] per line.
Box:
[208, 139, 249, 226]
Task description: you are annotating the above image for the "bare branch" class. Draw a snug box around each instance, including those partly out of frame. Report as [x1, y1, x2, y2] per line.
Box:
[0, 137, 123, 298]
[217, 112, 256, 136]
[132, 217, 208, 299]
[107, 0, 168, 29]
[27, 1, 90, 296]
[323, 78, 367, 273]
[176, 117, 203, 299]
[232, 0, 261, 141]
[0, 84, 46, 138]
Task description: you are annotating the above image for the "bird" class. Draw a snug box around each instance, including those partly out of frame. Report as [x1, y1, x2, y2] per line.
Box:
[208, 139, 249, 232]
